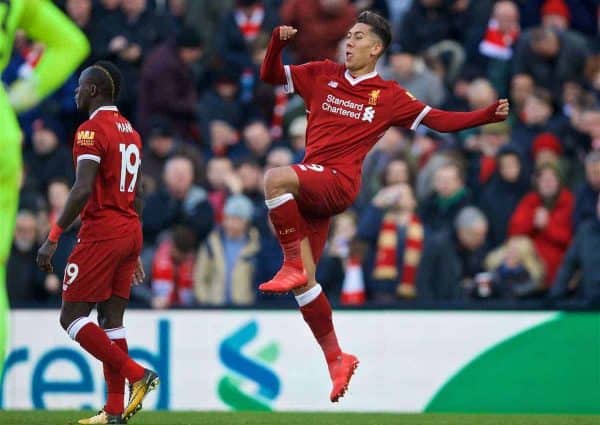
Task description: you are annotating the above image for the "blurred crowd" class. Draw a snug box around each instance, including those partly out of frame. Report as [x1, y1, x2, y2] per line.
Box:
[5, 0, 600, 309]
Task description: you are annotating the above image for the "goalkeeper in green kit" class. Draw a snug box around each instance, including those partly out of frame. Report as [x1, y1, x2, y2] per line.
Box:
[0, 0, 89, 375]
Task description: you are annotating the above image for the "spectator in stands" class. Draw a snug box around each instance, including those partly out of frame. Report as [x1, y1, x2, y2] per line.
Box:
[24, 118, 73, 193]
[65, 0, 100, 67]
[7, 211, 57, 305]
[419, 160, 471, 233]
[151, 225, 197, 309]
[482, 235, 545, 299]
[540, 0, 570, 32]
[143, 155, 214, 246]
[280, 0, 356, 63]
[384, 44, 446, 108]
[509, 163, 573, 286]
[265, 147, 293, 170]
[464, 121, 511, 191]
[509, 73, 534, 117]
[416, 206, 489, 300]
[288, 115, 307, 162]
[574, 150, 600, 227]
[512, 26, 588, 98]
[478, 145, 529, 248]
[138, 27, 204, 140]
[198, 68, 244, 147]
[215, 0, 279, 70]
[318, 211, 359, 302]
[206, 157, 241, 224]
[511, 88, 568, 154]
[206, 120, 244, 159]
[477, 0, 520, 97]
[194, 194, 260, 305]
[550, 193, 600, 307]
[357, 183, 424, 302]
[236, 159, 267, 233]
[531, 132, 563, 168]
[358, 128, 409, 208]
[396, 0, 461, 55]
[243, 120, 274, 165]
[141, 120, 176, 195]
[95, 0, 171, 116]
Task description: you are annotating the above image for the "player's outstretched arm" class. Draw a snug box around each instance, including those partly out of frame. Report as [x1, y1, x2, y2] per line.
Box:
[36, 159, 99, 272]
[9, 0, 90, 112]
[260, 26, 297, 85]
[422, 99, 510, 132]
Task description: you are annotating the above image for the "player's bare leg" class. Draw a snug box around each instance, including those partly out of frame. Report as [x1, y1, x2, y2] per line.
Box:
[259, 166, 308, 293]
[293, 239, 359, 402]
[60, 301, 151, 423]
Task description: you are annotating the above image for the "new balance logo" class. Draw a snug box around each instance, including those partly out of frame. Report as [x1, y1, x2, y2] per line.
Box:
[328, 81, 338, 88]
[361, 106, 376, 123]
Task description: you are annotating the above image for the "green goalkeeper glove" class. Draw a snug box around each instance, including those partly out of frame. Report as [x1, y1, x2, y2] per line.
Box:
[7, 76, 41, 113]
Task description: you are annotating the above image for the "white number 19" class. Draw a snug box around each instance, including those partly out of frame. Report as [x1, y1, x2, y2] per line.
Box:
[119, 144, 140, 192]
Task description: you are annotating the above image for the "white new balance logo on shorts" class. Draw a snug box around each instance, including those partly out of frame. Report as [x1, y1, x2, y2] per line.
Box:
[361, 106, 375, 123]
[328, 81, 338, 88]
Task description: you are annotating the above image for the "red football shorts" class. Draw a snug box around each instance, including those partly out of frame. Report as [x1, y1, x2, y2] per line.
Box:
[292, 163, 356, 263]
[62, 227, 143, 302]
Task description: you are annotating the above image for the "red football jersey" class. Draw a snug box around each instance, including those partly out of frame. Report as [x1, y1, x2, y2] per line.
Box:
[284, 60, 431, 195]
[72, 106, 142, 242]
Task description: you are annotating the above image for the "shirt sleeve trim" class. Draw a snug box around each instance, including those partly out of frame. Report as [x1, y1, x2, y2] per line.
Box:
[77, 154, 101, 163]
[410, 105, 432, 130]
[284, 65, 294, 94]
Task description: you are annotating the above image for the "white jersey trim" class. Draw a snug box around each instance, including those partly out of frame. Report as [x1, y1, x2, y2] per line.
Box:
[77, 154, 101, 163]
[89, 105, 118, 120]
[344, 69, 378, 86]
[283, 65, 294, 94]
[410, 105, 432, 130]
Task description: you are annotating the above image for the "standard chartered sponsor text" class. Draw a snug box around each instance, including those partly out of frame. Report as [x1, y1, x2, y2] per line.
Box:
[322, 94, 365, 120]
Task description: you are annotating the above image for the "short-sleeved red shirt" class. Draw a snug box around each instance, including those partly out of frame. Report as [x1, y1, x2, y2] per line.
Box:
[72, 106, 142, 242]
[284, 60, 431, 195]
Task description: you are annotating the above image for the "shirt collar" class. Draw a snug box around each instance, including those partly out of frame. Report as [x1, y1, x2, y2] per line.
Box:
[344, 69, 378, 86]
[90, 105, 118, 119]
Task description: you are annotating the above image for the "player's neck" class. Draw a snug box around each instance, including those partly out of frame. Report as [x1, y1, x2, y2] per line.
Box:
[346, 64, 377, 79]
[87, 99, 115, 117]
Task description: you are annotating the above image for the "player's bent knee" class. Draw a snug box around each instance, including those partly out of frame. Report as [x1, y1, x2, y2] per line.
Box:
[264, 166, 298, 197]
[61, 315, 95, 340]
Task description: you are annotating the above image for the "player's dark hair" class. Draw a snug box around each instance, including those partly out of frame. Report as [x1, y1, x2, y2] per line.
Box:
[356, 11, 391, 53]
[91, 60, 122, 102]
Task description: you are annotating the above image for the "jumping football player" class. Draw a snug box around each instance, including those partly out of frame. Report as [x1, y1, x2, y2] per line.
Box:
[37, 61, 158, 425]
[259, 11, 509, 402]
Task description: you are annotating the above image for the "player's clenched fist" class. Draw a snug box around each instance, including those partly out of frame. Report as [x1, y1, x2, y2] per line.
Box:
[279, 25, 298, 41]
[495, 98, 510, 118]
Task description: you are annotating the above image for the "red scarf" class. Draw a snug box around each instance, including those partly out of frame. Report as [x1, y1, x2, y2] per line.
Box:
[372, 213, 424, 298]
[235, 6, 265, 42]
[479, 19, 519, 60]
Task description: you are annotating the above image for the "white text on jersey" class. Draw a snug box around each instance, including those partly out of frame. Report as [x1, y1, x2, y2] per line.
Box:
[116, 121, 133, 133]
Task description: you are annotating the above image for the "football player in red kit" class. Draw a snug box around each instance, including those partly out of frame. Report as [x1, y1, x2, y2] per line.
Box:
[37, 61, 158, 425]
[259, 11, 509, 402]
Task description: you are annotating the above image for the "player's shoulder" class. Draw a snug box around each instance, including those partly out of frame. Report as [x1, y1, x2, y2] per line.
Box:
[74, 119, 104, 146]
[303, 59, 344, 75]
[383, 79, 419, 101]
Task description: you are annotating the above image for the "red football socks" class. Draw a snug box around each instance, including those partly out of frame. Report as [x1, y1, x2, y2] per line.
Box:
[75, 322, 145, 383]
[103, 328, 128, 415]
[268, 196, 304, 270]
[300, 292, 343, 364]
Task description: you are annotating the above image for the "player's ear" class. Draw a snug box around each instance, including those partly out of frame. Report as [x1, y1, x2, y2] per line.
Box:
[89, 83, 97, 97]
[372, 41, 383, 58]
